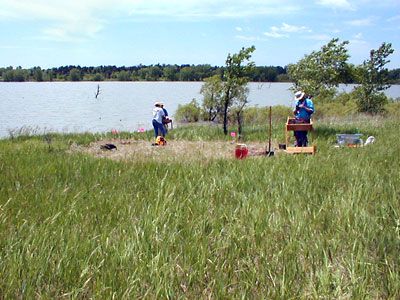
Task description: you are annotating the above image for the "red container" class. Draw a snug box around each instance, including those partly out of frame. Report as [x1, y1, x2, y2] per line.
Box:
[235, 144, 248, 159]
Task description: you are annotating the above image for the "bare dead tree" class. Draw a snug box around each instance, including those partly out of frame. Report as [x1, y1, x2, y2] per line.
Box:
[95, 84, 101, 99]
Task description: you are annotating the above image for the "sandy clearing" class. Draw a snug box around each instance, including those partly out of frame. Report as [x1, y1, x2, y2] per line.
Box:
[71, 139, 275, 162]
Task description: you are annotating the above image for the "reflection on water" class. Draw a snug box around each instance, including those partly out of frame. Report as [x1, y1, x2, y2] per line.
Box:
[0, 82, 399, 138]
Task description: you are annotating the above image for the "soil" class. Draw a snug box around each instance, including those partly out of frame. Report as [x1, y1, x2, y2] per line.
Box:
[71, 139, 275, 163]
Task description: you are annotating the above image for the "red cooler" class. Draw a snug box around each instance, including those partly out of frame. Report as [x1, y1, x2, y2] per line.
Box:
[235, 144, 248, 159]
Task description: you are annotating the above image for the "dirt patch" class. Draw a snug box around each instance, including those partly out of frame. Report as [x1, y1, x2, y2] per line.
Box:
[71, 139, 272, 163]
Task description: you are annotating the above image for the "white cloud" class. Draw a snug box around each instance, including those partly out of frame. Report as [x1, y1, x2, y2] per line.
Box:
[264, 23, 310, 38]
[40, 21, 104, 42]
[348, 33, 368, 52]
[235, 27, 243, 32]
[0, 0, 107, 41]
[346, 18, 374, 26]
[353, 32, 363, 39]
[235, 35, 265, 41]
[125, 0, 300, 18]
[387, 15, 400, 22]
[315, 0, 354, 10]
[349, 38, 368, 46]
[0, 0, 301, 21]
[264, 31, 288, 38]
[305, 34, 332, 41]
[280, 23, 309, 33]
[0, 0, 302, 41]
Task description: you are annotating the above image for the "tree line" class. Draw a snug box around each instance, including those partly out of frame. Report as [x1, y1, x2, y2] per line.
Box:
[0, 64, 289, 83]
[1, 64, 399, 83]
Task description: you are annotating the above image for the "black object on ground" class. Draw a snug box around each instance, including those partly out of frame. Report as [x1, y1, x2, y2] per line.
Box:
[100, 143, 117, 150]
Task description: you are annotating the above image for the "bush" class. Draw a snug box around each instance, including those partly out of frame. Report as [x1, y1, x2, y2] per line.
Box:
[174, 99, 202, 122]
[354, 87, 388, 114]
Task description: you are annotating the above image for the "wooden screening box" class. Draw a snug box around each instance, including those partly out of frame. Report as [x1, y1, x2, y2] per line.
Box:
[285, 117, 313, 131]
[285, 117, 316, 154]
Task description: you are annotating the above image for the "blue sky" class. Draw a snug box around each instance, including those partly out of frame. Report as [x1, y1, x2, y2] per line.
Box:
[0, 0, 399, 69]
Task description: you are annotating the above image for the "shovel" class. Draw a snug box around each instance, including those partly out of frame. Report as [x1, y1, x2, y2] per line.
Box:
[266, 106, 274, 156]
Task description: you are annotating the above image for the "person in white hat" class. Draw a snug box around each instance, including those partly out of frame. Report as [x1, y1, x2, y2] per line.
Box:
[293, 91, 314, 146]
[152, 101, 166, 138]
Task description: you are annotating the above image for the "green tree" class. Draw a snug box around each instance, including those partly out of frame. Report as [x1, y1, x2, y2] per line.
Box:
[137, 67, 159, 81]
[147, 66, 163, 81]
[163, 65, 178, 81]
[192, 64, 215, 80]
[32, 67, 43, 82]
[221, 46, 255, 135]
[276, 73, 290, 82]
[137, 68, 149, 80]
[354, 42, 394, 114]
[3, 69, 15, 82]
[69, 68, 81, 81]
[44, 70, 54, 81]
[92, 73, 105, 81]
[116, 70, 131, 81]
[388, 68, 400, 84]
[200, 75, 223, 121]
[13, 67, 26, 82]
[179, 66, 196, 81]
[288, 38, 350, 99]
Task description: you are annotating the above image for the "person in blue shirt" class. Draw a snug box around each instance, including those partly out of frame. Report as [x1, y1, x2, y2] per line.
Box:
[293, 91, 314, 146]
[160, 102, 172, 133]
[160, 102, 168, 117]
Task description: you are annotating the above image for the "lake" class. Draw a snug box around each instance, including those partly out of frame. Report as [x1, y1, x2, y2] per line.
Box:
[1, 82, 399, 138]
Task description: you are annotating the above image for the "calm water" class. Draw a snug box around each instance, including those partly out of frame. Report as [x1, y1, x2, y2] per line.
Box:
[0, 82, 399, 138]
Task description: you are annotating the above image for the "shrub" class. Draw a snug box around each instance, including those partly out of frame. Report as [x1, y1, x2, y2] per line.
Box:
[354, 87, 388, 114]
[174, 99, 202, 122]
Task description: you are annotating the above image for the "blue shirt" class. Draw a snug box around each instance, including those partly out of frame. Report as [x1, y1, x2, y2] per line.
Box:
[295, 98, 314, 120]
[162, 108, 168, 117]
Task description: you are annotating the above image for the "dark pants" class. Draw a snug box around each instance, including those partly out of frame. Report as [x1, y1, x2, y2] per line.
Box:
[152, 119, 166, 137]
[294, 118, 310, 147]
[294, 131, 308, 146]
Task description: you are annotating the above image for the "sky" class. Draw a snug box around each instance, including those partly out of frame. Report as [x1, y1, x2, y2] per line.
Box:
[0, 0, 399, 69]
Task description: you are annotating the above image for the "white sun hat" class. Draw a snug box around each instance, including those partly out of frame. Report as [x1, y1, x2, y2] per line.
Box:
[294, 91, 305, 101]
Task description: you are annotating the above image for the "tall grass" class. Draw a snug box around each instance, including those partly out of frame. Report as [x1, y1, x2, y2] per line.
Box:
[0, 116, 399, 298]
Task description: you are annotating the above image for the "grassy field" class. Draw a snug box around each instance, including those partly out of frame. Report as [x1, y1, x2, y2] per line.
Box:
[0, 116, 399, 298]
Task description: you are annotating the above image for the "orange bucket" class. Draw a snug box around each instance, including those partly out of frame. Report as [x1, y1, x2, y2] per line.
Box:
[235, 144, 248, 159]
